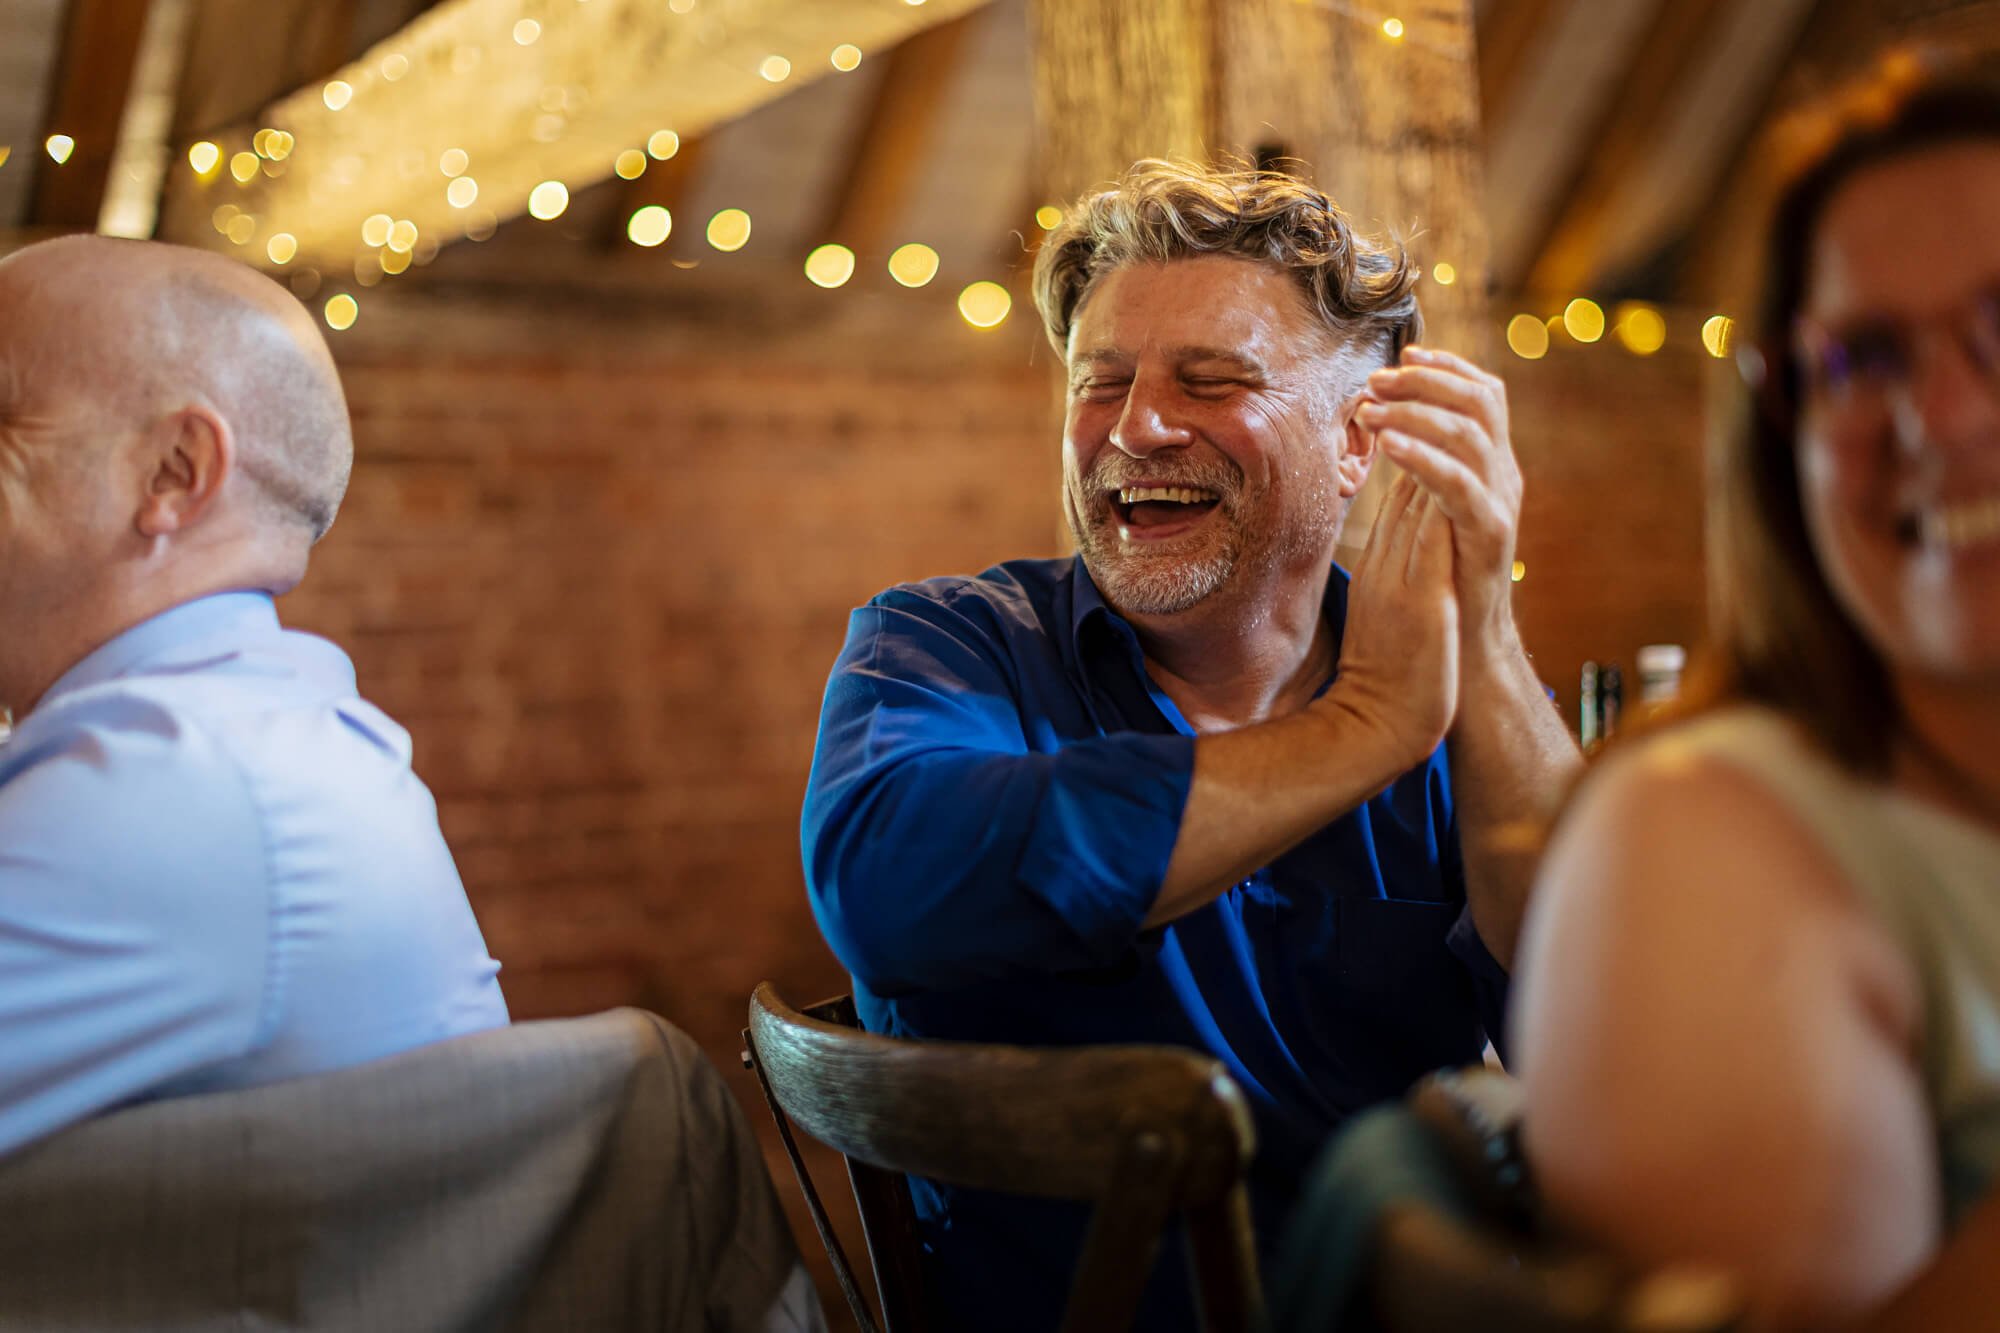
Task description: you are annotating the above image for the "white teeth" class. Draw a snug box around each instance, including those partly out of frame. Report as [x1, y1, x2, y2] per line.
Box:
[1917, 496, 2000, 549]
[1117, 485, 1218, 505]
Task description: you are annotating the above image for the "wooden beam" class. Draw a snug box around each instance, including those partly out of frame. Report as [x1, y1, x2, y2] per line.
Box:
[1477, 0, 1561, 130]
[1519, 0, 1732, 300]
[28, 0, 154, 230]
[1028, 0, 1214, 209]
[173, 0, 358, 139]
[156, 0, 996, 270]
[1210, 0, 1492, 355]
[815, 17, 972, 257]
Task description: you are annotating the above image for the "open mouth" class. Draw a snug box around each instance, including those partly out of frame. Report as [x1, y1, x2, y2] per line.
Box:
[1111, 484, 1222, 531]
[1896, 495, 2000, 551]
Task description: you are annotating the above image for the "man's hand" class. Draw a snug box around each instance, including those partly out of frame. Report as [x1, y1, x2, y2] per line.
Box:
[1147, 471, 1462, 927]
[1359, 346, 1523, 660]
[1320, 471, 1459, 773]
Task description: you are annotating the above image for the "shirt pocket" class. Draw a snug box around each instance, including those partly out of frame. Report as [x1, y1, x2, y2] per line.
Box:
[1325, 896, 1485, 1090]
[1338, 893, 1458, 971]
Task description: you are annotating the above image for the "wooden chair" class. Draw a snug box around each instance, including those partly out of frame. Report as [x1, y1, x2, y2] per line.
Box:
[1352, 1069, 1744, 1333]
[742, 981, 1264, 1333]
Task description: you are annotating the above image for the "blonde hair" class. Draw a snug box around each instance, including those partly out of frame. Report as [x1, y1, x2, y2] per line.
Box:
[1031, 159, 1423, 365]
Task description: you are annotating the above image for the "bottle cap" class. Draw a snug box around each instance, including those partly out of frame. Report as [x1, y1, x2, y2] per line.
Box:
[1637, 644, 1686, 675]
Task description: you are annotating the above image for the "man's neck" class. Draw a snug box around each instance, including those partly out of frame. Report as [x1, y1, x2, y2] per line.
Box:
[1120, 562, 1335, 733]
[8, 556, 286, 719]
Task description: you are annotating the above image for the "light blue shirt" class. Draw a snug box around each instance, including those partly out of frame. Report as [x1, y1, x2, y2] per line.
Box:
[0, 591, 508, 1155]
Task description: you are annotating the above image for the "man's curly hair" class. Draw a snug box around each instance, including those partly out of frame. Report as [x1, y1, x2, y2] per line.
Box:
[1030, 158, 1423, 366]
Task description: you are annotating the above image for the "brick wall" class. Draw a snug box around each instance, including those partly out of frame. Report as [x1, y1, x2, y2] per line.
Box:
[1510, 338, 1715, 730]
[279, 319, 1711, 1323]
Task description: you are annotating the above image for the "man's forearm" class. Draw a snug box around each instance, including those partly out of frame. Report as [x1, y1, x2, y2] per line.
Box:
[1448, 629, 1582, 969]
[1144, 689, 1423, 928]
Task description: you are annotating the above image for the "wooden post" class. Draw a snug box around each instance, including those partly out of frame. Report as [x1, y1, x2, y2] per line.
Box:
[1027, 0, 1489, 354]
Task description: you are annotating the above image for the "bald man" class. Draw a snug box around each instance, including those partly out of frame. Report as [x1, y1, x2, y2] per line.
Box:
[0, 236, 508, 1155]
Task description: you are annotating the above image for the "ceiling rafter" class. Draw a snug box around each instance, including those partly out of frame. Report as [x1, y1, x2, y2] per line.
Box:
[1476, 0, 1560, 130]
[28, 0, 155, 229]
[1518, 0, 1733, 300]
[599, 134, 708, 253]
[155, 0, 996, 270]
[813, 15, 973, 259]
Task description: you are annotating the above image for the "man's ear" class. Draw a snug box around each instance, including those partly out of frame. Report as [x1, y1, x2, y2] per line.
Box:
[134, 404, 234, 538]
[1336, 402, 1378, 499]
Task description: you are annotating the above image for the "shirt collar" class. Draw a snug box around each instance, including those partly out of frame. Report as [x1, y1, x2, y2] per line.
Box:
[1065, 557, 1352, 661]
[37, 591, 281, 711]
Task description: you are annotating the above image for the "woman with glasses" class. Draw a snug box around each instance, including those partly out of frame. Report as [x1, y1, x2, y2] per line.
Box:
[1512, 56, 2000, 1329]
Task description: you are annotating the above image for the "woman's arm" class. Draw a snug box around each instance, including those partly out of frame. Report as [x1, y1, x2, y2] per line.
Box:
[1511, 744, 1938, 1329]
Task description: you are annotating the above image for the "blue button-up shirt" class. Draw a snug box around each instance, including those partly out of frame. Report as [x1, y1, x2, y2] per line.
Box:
[0, 592, 508, 1156]
[802, 556, 1504, 1332]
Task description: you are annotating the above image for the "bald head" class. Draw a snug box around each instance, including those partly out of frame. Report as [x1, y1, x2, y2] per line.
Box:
[0, 235, 352, 543]
[0, 236, 354, 714]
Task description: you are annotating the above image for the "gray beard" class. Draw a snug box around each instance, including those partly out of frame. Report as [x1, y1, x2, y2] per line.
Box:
[1067, 487, 1345, 619]
[1071, 513, 1242, 616]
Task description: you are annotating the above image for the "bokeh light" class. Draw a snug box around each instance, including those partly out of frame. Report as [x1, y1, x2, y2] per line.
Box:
[888, 243, 940, 288]
[627, 205, 672, 247]
[831, 44, 863, 71]
[1702, 315, 1735, 359]
[1506, 314, 1550, 360]
[805, 244, 856, 288]
[958, 281, 1012, 329]
[324, 294, 358, 330]
[707, 208, 752, 251]
[1563, 298, 1606, 343]
[1614, 303, 1667, 356]
[615, 149, 648, 179]
[528, 180, 570, 220]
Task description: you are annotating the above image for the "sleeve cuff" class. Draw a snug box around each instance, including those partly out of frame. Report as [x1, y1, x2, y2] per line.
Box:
[1014, 731, 1197, 963]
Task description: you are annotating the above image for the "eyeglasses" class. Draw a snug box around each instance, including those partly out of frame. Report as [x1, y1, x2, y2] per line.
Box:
[1748, 284, 2000, 436]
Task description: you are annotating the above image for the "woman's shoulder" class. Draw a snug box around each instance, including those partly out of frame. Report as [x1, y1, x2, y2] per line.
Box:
[1583, 703, 1870, 854]
[1527, 704, 1923, 1039]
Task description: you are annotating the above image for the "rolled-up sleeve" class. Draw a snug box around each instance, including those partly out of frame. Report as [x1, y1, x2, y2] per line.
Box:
[801, 597, 1194, 995]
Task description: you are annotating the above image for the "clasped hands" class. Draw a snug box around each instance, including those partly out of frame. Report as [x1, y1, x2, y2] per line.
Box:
[1327, 346, 1525, 766]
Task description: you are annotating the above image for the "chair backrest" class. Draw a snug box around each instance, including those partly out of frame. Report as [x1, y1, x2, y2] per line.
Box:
[742, 981, 1264, 1333]
[1368, 1204, 1743, 1333]
[0, 1009, 819, 1333]
[1282, 1066, 1743, 1333]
